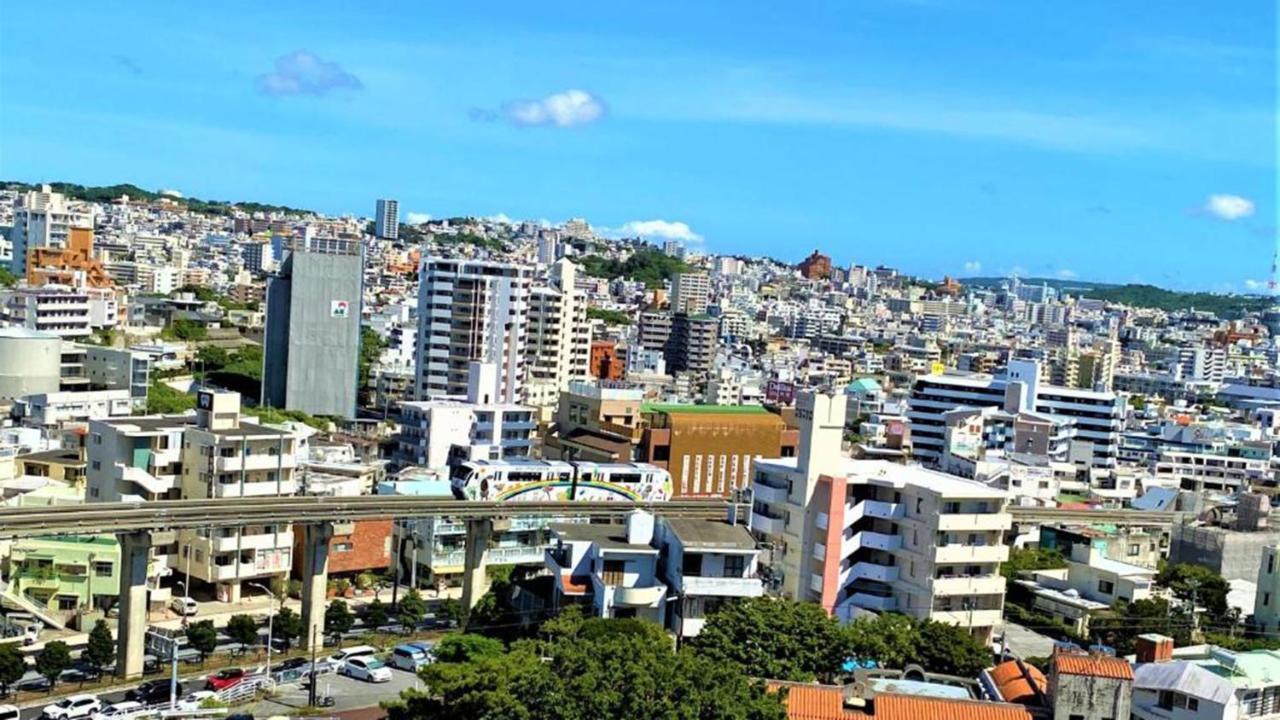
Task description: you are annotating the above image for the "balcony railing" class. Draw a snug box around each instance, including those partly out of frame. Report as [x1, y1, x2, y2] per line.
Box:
[679, 575, 763, 598]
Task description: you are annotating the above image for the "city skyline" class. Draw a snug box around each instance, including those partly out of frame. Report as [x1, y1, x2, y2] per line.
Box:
[1, 1, 1275, 291]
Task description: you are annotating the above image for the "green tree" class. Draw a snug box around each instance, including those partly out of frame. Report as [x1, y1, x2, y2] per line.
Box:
[146, 381, 195, 414]
[436, 597, 463, 628]
[1001, 547, 1067, 580]
[359, 327, 387, 388]
[845, 613, 919, 670]
[35, 640, 72, 689]
[384, 617, 785, 720]
[326, 600, 354, 641]
[398, 589, 427, 631]
[690, 597, 851, 682]
[1091, 598, 1192, 655]
[0, 643, 26, 696]
[1158, 563, 1231, 617]
[914, 620, 993, 677]
[585, 307, 632, 325]
[274, 607, 303, 651]
[160, 319, 208, 342]
[430, 634, 505, 664]
[0, 268, 17, 287]
[364, 598, 389, 629]
[84, 620, 116, 678]
[226, 614, 260, 653]
[185, 620, 218, 663]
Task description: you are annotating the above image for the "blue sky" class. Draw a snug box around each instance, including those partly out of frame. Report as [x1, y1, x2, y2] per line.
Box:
[1, 1, 1275, 290]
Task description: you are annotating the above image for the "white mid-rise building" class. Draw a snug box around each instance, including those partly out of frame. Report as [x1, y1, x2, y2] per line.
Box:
[396, 362, 536, 469]
[8, 185, 93, 274]
[5, 286, 92, 338]
[525, 260, 590, 412]
[750, 391, 1011, 642]
[415, 258, 531, 402]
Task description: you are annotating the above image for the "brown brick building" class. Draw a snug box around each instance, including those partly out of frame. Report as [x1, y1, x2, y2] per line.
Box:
[589, 340, 624, 381]
[797, 250, 832, 280]
[639, 404, 798, 498]
[293, 518, 393, 577]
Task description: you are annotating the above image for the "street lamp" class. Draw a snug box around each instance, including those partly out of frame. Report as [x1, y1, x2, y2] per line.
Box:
[248, 582, 276, 682]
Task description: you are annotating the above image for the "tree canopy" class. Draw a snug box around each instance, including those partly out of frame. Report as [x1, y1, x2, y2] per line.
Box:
[85, 620, 116, 676]
[689, 597, 851, 682]
[1158, 563, 1231, 617]
[226, 614, 260, 651]
[0, 644, 24, 695]
[580, 248, 690, 289]
[35, 640, 72, 687]
[383, 618, 785, 720]
[146, 381, 195, 414]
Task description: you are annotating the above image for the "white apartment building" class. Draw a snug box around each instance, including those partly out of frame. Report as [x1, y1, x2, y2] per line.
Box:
[5, 286, 92, 338]
[546, 512, 668, 626]
[670, 272, 710, 315]
[750, 391, 1011, 642]
[909, 358, 1124, 469]
[87, 391, 300, 602]
[415, 258, 531, 402]
[8, 185, 93, 274]
[14, 389, 132, 428]
[656, 517, 763, 637]
[395, 362, 536, 468]
[524, 260, 590, 413]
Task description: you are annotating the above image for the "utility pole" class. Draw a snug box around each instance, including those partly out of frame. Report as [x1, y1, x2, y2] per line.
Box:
[307, 625, 319, 708]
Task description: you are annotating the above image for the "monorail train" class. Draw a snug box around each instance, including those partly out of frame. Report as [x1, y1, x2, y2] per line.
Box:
[450, 460, 673, 503]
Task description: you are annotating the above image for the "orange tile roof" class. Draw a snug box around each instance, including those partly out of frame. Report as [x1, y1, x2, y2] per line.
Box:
[766, 683, 858, 720]
[559, 573, 590, 595]
[987, 660, 1046, 704]
[874, 695, 1033, 720]
[1052, 654, 1134, 680]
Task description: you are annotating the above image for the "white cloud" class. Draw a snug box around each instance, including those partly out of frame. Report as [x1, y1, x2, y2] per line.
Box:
[505, 90, 606, 128]
[1056, 269, 1079, 280]
[404, 212, 431, 225]
[486, 213, 515, 225]
[159, 188, 183, 198]
[962, 260, 982, 273]
[1244, 279, 1269, 291]
[256, 50, 363, 97]
[604, 219, 703, 243]
[1205, 194, 1255, 221]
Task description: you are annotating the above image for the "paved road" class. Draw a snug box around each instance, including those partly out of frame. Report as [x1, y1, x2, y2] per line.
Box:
[998, 621, 1058, 659]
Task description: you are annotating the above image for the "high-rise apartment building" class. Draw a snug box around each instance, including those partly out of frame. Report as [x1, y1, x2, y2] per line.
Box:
[751, 391, 1011, 642]
[5, 286, 93, 339]
[638, 311, 672, 351]
[262, 237, 364, 418]
[909, 359, 1123, 469]
[524, 260, 590, 411]
[670, 272, 710, 315]
[8, 185, 93, 274]
[415, 258, 531, 402]
[375, 198, 399, 240]
[666, 312, 718, 376]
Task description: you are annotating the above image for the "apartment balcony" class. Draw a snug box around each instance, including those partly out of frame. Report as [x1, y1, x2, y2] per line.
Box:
[931, 575, 1006, 596]
[210, 529, 293, 553]
[212, 478, 299, 498]
[841, 530, 902, 558]
[753, 483, 788, 505]
[934, 544, 1009, 564]
[207, 562, 261, 582]
[841, 561, 899, 585]
[936, 513, 1013, 532]
[678, 575, 763, 598]
[609, 582, 668, 608]
[751, 510, 786, 536]
[846, 592, 897, 612]
[813, 542, 827, 561]
[115, 463, 173, 496]
[428, 550, 466, 570]
[852, 500, 905, 522]
[486, 546, 548, 565]
[214, 453, 296, 473]
[929, 609, 1003, 628]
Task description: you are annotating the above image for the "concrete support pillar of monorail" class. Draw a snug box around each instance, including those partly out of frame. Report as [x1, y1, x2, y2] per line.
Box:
[300, 522, 334, 651]
[116, 530, 153, 679]
[460, 518, 493, 622]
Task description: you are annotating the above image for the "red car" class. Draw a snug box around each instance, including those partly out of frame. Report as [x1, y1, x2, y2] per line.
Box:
[205, 668, 248, 692]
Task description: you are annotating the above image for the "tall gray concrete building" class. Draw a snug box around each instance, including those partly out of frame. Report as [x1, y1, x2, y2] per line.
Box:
[375, 198, 399, 240]
[262, 237, 364, 417]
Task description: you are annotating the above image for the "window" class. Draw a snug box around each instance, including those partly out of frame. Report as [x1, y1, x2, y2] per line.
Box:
[1265, 593, 1271, 608]
[684, 554, 703, 577]
[93, 561, 113, 577]
[334, 542, 354, 553]
[1098, 579, 1114, 594]
[1187, 698, 1199, 711]
[723, 555, 745, 578]
[1127, 543, 1141, 556]
[57, 595, 78, 611]
[1270, 555, 1275, 575]
[92, 460, 101, 471]
[602, 560, 626, 586]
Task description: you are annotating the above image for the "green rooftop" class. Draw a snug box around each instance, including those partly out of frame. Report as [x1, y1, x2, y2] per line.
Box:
[642, 403, 770, 415]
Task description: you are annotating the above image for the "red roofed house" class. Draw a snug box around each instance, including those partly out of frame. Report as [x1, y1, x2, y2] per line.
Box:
[1048, 652, 1134, 720]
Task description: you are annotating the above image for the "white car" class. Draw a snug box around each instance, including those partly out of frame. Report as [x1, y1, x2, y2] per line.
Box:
[339, 657, 392, 683]
[174, 691, 216, 712]
[91, 701, 146, 720]
[317, 644, 377, 674]
[169, 597, 198, 617]
[1, 704, 20, 720]
[42, 695, 102, 720]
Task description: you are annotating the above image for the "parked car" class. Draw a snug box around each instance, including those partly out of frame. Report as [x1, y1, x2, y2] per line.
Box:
[169, 597, 198, 617]
[388, 642, 433, 672]
[175, 692, 216, 712]
[338, 657, 391, 683]
[42, 695, 102, 720]
[316, 644, 377, 674]
[0, 704, 19, 720]
[91, 701, 146, 720]
[205, 668, 248, 692]
[127, 679, 183, 705]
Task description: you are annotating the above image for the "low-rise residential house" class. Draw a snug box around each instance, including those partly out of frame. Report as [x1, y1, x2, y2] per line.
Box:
[657, 517, 763, 637]
[1131, 641, 1280, 720]
[545, 512, 667, 625]
[1048, 653, 1134, 720]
